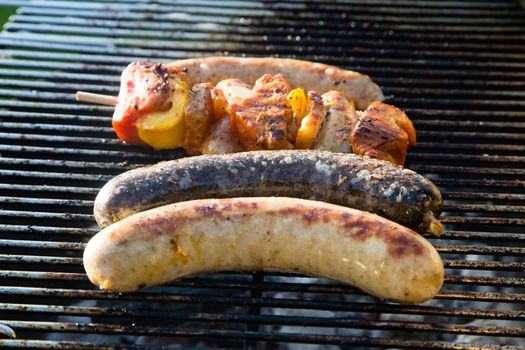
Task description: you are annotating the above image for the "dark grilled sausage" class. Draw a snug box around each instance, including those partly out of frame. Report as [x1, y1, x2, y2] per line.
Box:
[94, 150, 443, 235]
[85, 197, 444, 303]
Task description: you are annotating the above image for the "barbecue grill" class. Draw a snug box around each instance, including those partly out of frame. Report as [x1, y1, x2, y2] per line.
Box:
[0, 0, 524, 348]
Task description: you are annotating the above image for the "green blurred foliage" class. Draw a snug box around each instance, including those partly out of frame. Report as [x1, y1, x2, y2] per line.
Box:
[0, 7, 17, 28]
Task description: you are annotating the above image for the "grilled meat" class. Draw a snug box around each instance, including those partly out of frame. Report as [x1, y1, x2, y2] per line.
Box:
[110, 60, 416, 166]
[313, 90, 356, 153]
[231, 74, 294, 150]
[200, 116, 241, 155]
[93, 150, 443, 235]
[183, 83, 214, 155]
[352, 102, 416, 166]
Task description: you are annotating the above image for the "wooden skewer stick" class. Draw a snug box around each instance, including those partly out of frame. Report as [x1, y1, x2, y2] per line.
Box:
[76, 91, 118, 106]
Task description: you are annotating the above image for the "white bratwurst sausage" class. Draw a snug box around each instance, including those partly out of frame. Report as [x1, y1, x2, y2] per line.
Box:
[84, 197, 444, 304]
[169, 56, 384, 110]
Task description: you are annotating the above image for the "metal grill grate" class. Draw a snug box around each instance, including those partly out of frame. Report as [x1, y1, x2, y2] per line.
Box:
[0, 0, 524, 349]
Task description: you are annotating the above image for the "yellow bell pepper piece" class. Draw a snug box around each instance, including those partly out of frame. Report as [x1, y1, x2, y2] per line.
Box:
[136, 76, 189, 149]
[295, 91, 326, 149]
[138, 120, 186, 150]
[287, 88, 308, 121]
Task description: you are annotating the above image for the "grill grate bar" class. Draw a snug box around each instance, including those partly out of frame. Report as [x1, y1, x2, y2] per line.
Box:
[0, 255, 82, 265]
[0, 211, 93, 222]
[10, 0, 519, 13]
[5, 57, 525, 82]
[3, 149, 525, 170]
[409, 165, 525, 176]
[444, 192, 525, 200]
[413, 120, 525, 128]
[0, 68, 119, 83]
[0, 225, 97, 237]
[7, 26, 525, 60]
[0, 184, 98, 195]
[17, 0, 521, 10]
[410, 154, 525, 163]
[8, 75, 525, 100]
[0, 335, 518, 350]
[0, 122, 113, 134]
[0, 77, 117, 94]
[0, 111, 112, 123]
[6, 46, 525, 73]
[415, 143, 525, 152]
[0, 158, 140, 171]
[416, 131, 525, 140]
[0, 100, 113, 113]
[0, 170, 112, 182]
[1, 286, 524, 319]
[2, 312, 525, 336]
[0, 185, 525, 204]
[2, 104, 525, 129]
[0, 201, 525, 220]
[439, 231, 525, 241]
[11, 14, 525, 41]
[5, 269, 525, 291]
[5, 68, 525, 95]
[0, 133, 157, 151]
[14, 3, 525, 25]
[440, 216, 525, 226]
[2, 270, 525, 288]
[431, 178, 525, 188]
[0, 145, 160, 159]
[3, 131, 525, 152]
[0, 240, 84, 250]
[0, 197, 93, 207]
[443, 204, 525, 213]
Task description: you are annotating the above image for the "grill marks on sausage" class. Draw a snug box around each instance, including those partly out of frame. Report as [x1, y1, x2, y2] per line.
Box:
[276, 204, 425, 258]
[194, 202, 222, 216]
[112, 198, 425, 258]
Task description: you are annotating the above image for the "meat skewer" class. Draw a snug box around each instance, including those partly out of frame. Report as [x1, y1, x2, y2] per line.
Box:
[75, 58, 416, 166]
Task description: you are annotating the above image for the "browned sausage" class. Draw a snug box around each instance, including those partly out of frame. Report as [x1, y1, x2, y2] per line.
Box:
[84, 197, 444, 304]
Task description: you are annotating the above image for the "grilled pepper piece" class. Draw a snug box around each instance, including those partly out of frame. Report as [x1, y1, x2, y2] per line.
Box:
[112, 61, 188, 149]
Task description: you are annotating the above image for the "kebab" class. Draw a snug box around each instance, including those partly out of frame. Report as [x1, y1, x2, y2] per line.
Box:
[77, 56, 415, 166]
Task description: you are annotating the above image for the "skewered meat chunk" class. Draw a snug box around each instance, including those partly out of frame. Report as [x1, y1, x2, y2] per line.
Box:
[200, 116, 241, 155]
[184, 83, 214, 155]
[313, 90, 356, 153]
[231, 74, 294, 150]
[351, 102, 416, 166]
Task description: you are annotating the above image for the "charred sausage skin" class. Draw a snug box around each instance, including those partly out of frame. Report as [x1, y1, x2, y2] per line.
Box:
[94, 151, 442, 235]
[85, 197, 444, 304]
